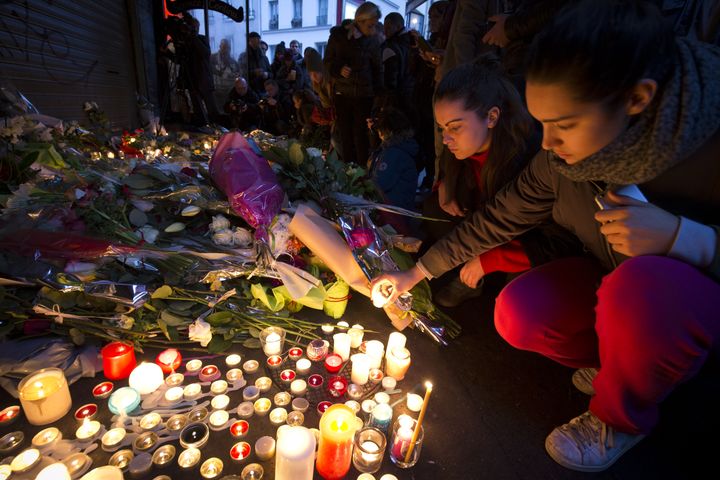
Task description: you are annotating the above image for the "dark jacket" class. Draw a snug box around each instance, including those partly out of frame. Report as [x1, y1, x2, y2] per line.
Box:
[420, 128, 720, 280]
[382, 30, 414, 96]
[223, 87, 260, 130]
[239, 47, 271, 93]
[369, 135, 419, 211]
[275, 61, 306, 96]
[324, 24, 383, 98]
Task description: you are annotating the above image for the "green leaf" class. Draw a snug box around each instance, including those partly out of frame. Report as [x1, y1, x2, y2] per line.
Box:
[123, 174, 155, 189]
[207, 335, 233, 353]
[242, 338, 262, 349]
[248, 326, 261, 338]
[206, 311, 233, 326]
[289, 141, 305, 166]
[160, 310, 188, 326]
[151, 285, 173, 299]
[250, 283, 285, 312]
[157, 317, 171, 341]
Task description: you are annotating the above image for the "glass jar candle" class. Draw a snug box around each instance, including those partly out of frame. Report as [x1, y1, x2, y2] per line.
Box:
[352, 427, 386, 473]
[316, 404, 357, 480]
[101, 342, 136, 380]
[18, 368, 72, 425]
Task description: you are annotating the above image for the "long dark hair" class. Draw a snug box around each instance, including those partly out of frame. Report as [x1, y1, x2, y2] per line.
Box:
[526, 0, 675, 108]
[434, 56, 534, 201]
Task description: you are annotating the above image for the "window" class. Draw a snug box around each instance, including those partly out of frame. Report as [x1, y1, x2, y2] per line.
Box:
[315, 42, 327, 57]
[317, 0, 328, 25]
[269, 0, 279, 30]
[292, 0, 303, 28]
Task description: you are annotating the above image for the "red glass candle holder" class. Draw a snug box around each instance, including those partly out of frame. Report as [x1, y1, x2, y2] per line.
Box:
[155, 349, 182, 374]
[92, 381, 114, 399]
[280, 369, 296, 383]
[230, 420, 249, 438]
[74, 403, 98, 422]
[288, 347, 303, 361]
[230, 441, 251, 462]
[199, 365, 221, 383]
[324, 353, 343, 374]
[327, 376, 348, 398]
[308, 374, 324, 388]
[0, 405, 20, 426]
[266, 355, 283, 370]
[101, 342, 136, 380]
[317, 401, 332, 415]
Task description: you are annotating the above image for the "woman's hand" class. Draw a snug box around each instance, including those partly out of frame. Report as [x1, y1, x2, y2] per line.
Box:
[459, 256, 485, 288]
[482, 14, 510, 47]
[438, 180, 465, 217]
[370, 266, 427, 305]
[595, 191, 680, 257]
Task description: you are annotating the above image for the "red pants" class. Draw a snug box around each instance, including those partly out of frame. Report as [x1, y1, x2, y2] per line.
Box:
[494, 256, 720, 434]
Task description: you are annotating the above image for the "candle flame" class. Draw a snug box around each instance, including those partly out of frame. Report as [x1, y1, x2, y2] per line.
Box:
[425, 381, 433, 391]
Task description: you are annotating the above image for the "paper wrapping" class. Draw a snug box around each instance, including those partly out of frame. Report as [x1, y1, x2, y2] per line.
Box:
[289, 204, 412, 330]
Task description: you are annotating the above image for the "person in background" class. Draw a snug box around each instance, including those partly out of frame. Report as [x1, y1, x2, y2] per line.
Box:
[270, 42, 287, 80]
[223, 77, 260, 131]
[276, 51, 306, 99]
[289, 39, 303, 62]
[185, 15, 220, 125]
[324, 1, 384, 164]
[238, 32, 271, 94]
[260, 40, 269, 56]
[373, 0, 720, 471]
[259, 79, 292, 135]
[211, 38, 239, 80]
[381, 13, 415, 118]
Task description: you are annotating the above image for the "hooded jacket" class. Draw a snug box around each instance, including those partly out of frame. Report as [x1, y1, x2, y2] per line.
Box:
[324, 23, 383, 98]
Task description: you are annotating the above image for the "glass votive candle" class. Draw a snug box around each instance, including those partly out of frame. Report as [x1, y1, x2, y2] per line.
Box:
[306, 339, 329, 361]
[348, 324, 364, 348]
[385, 347, 411, 381]
[165, 373, 185, 387]
[368, 403, 393, 433]
[324, 353, 343, 373]
[361, 399, 377, 415]
[253, 398, 271, 416]
[209, 410, 230, 430]
[179, 422, 210, 449]
[374, 392, 390, 404]
[165, 386, 184, 404]
[76, 420, 101, 442]
[101, 427, 126, 452]
[259, 326, 285, 356]
[352, 426, 387, 474]
[211, 394, 230, 410]
[288, 347, 303, 361]
[166, 414, 188, 432]
[369, 368, 384, 384]
[227, 368, 244, 384]
[230, 420, 249, 438]
[243, 360, 259, 374]
[237, 401, 254, 419]
[188, 406, 209, 423]
[185, 359, 203, 376]
[295, 358, 312, 375]
[389, 416, 424, 468]
[18, 367, 72, 425]
[266, 355, 283, 370]
[286, 410, 305, 426]
[242, 463, 264, 480]
[139, 412, 162, 431]
[74, 403, 98, 422]
[255, 377, 272, 393]
[226, 354, 242, 368]
[178, 447, 201, 469]
[155, 348, 182, 374]
[365, 340, 385, 369]
[242, 385, 260, 402]
[92, 381, 114, 399]
[32, 427, 61, 450]
[327, 375, 348, 398]
[280, 369, 296, 384]
[183, 383, 202, 401]
[406, 393, 423, 413]
[269, 407, 287, 426]
[381, 376, 397, 391]
[347, 383, 364, 400]
[290, 379, 307, 396]
[307, 374, 324, 389]
[274, 391, 291, 406]
[211, 380, 228, 395]
[345, 400, 361, 414]
[230, 441, 251, 463]
[316, 400, 332, 415]
[291, 397, 309, 413]
[199, 365, 221, 383]
[152, 444, 176, 468]
[254, 436, 276, 461]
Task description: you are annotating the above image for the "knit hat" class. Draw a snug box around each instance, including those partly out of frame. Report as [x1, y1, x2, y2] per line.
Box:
[303, 47, 323, 73]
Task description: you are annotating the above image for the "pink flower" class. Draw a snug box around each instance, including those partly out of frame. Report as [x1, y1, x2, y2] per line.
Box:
[349, 228, 374, 249]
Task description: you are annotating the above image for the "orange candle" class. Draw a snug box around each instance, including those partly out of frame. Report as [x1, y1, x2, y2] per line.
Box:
[315, 404, 357, 480]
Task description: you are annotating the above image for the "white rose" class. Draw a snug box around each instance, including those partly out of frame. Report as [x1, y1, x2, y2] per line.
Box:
[210, 214, 231, 232]
[232, 227, 253, 247]
[131, 199, 154, 212]
[212, 229, 234, 246]
[188, 318, 213, 347]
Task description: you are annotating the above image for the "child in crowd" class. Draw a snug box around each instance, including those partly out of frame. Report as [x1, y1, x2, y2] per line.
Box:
[372, 0, 720, 472]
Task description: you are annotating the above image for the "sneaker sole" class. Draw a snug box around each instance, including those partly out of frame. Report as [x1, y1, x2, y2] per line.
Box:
[544, 434, 645, 473]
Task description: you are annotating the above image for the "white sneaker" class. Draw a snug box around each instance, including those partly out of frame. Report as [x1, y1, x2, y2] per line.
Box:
[572, 368, 598, 396]
[545, 411, 645, 472]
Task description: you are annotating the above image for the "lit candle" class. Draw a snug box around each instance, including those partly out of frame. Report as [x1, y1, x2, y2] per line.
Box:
[316, 401, 332, 414]
[324, 353, 343, 374]
[36, 462, 71, 480]
[152, 444, 176, 468]
[373, 392, 390, 404]
[0, 405, 20, 426]
[255, 377, 272, 392]
[0, 464, 9, 480]
[102, 427, 126, 451]
[290, 379, 307, 396]
[74, 403, 98, 422]
[243, 360, 259, 374]
[352, 427, 387, 474]
[267, 355, 283, 369]
[226, 368, 244, 384]
[275, 425, 316, 480]
[361, 399, 377, 415]
[280, 369, 296, 383]
[178, 447, 202, 469]
[230, 441, 251, 462]
[183, 383, 202, 401]
[295, 358, 312, 375]
[165, 373, 184, 387]
[406, 393, 423, 413]
[155, 348, 182, 374]
[18, 368, 72, 425]
[230, 420, 249, 438]
[345, 400, 361, 413]
[166, 414, 188, 432]
[209, 409, 229, 429]
[243, 385, 260, 402]
[364, 341, 384, 370]
[237, 401, 254, 419]
[369, 368, 384, 384]
[185, 359, 203, 376]
[369, 403, 393, 433]
[403, 381, 432, 464]
[225, 354, 242, 368]
[9, 448, 41, 473]
[292, 397, 310, 413]
[308, 374, 324, 388]
[253, 398, 271, 416]
[128, 363, 164, 395]
[327, 376, 348, 398]
[385, 347, 411, 380]
[386, 332, 407, 358]
[188, 406, 209, 423]
[242, 463, 265, 479]
[211, 394, 230, 411]
[260, 327, 285, 356]
[288, 347, 303, 361]
[346, 383, 363, 400]
[140, 412, 162, 430]
[211, 380, 229, 395]
[269, 407, 288, 426]
[316, 404, 358, 480]
[306, 339, 329, 361]
[255, 435, 276, 461]
[76, 420, 101, 441]
[92, 381, 114, 399]
[333, 333, 351, 362]
[321, 323, 335, 335]
[199, 365, 221, 383]
[348, 324, 364, 348]
[351, 353, 371, 385]
[101, 342, 136, 380]
[274, 391, 292, 406]
[382, 376, 396, 391]
[32, 427, 61, 450]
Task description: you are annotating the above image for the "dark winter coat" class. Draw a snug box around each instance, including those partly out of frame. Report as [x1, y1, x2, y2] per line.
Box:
[324, 24, 383, 98]
[369, 134, 419, 211]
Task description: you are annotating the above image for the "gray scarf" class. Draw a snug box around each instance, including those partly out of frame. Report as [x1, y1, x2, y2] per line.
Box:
[551, 39, 720, 184]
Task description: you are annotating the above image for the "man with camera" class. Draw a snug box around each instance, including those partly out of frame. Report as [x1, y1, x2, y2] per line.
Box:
[223, 77, 260, 131]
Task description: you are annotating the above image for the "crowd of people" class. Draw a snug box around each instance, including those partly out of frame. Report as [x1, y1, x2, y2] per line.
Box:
[160, 0, 720, 473]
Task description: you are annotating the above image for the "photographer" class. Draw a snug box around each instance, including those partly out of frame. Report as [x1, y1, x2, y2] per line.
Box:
[259, 79, 292, 135]
[223, 77, 260, 131]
